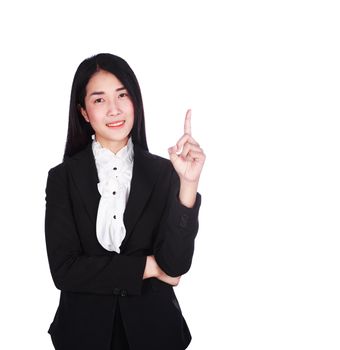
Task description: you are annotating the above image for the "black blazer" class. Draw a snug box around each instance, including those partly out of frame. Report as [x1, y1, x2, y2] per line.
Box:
[45, 142, 201, 350]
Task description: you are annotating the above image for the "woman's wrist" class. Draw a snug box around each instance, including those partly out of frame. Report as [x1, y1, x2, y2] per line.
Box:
[178, 179, 198, 208]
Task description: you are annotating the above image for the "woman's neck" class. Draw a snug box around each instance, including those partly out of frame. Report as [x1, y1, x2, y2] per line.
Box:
[94, 136, 129, 154]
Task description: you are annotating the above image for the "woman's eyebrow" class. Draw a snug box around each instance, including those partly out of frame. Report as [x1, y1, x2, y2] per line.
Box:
[89, 91, 105, 96]
[89, 87, 126, 97]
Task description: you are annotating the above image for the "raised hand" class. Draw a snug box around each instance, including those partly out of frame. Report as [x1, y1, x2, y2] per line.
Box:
[168, 109, 205, 184]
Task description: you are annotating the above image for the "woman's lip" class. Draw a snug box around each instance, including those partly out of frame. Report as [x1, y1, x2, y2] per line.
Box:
[106, 120, 125, 128]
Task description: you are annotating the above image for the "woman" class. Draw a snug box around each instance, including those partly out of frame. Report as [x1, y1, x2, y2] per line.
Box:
[45, 53, 205, 350]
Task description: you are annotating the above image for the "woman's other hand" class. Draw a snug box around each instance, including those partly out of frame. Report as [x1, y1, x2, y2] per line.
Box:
[143, 256, 181, 286]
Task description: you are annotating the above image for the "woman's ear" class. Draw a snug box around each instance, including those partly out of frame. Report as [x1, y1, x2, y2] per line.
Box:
[78, 104, 90, 123]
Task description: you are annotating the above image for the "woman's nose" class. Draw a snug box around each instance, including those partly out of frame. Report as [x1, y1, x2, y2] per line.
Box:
[107, 99, 121, 116]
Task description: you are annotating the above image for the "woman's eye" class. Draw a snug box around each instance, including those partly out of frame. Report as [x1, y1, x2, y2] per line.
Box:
[94, 98, 104, 103]
[118, 92, 129, 98]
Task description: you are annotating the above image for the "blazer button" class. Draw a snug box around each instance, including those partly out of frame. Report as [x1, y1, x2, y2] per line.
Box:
[113, 288, 120, 295]
[120, 289, 128, 297]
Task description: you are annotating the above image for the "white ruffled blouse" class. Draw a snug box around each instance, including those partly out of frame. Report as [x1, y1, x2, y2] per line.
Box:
[92, 138, 134, 253]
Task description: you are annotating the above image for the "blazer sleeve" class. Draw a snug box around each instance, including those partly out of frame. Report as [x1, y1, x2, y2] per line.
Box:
[45, 164, 147, 296]
[153, 166, 201, 277]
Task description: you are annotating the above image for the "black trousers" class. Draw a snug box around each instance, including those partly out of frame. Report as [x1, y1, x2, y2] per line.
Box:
[111, 303, 130, 350]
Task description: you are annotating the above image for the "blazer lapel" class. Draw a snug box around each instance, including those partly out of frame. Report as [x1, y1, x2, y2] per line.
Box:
[66, 142, 101, 226]
[122, 145, 162, 243]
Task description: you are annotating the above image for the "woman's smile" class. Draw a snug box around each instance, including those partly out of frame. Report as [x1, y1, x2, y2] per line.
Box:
[106, 120, 126, 128]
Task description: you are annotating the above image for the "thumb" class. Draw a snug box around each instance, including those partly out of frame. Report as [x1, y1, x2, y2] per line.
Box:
[168, 146, 178, 163]
[168, 145, 177, 154]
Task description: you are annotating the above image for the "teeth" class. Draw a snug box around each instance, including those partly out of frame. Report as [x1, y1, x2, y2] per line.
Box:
[107, 121, 125, 127]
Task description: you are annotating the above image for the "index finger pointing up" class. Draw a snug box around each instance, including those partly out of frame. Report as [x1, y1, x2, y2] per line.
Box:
[184, 109, 192, 135]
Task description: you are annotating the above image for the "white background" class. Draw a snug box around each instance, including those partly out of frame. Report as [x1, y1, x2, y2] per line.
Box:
[0, 0, 339, 349]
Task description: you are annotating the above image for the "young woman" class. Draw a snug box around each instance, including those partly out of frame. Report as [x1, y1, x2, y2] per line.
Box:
[45, 53, 205, 350]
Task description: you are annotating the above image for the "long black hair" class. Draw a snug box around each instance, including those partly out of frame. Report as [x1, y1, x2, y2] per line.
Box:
[63, 53, 148, 160]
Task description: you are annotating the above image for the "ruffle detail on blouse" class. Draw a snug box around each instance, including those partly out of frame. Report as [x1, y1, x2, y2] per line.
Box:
[92, 138, 134, 252]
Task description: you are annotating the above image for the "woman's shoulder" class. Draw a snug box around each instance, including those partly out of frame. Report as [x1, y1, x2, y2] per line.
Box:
[47, 143, 92, 177]
[46, 161, 68, 185]
[134, 145, 174, 171]
[141, 149, 170, 164]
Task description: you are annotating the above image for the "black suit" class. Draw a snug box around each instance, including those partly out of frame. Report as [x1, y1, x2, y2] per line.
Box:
[45, 142, 201, 350]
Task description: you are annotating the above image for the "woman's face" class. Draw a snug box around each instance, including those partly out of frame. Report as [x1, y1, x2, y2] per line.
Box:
[80, 70, 134, 153]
